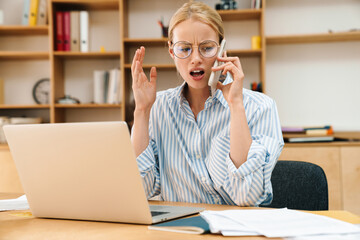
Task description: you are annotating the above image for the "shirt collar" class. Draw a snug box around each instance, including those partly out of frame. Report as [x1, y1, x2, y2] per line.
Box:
[169, 79, 230, 109]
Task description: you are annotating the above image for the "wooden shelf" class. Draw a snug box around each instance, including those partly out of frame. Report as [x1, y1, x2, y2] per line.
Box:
[0, 52, 49, 60]
[51, 0, 119, 10]
[217, 9, 262, 21]
[123, 38, 168, 47]
[53, 51, 121, 59]
[55, 103, 122, 108]
[124, 63, 175, 69]
[266, 32, 360, 44]
[227, 49, 262, 57]
[0, 104, 50, 109]
[0, 25, 49, 35]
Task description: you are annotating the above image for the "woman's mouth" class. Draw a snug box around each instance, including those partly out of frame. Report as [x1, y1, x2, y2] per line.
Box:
[190, 70, 205, 80]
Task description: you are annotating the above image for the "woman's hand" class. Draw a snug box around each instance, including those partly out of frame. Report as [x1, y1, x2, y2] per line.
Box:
[212, 53, 245, 107]
[131, 46, 157, 112]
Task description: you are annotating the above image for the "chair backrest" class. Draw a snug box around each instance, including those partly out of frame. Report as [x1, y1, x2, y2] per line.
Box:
[264, 160, 329, 210]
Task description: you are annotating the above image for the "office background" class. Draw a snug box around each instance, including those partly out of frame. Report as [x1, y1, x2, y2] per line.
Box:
[0, 0, 359, 215]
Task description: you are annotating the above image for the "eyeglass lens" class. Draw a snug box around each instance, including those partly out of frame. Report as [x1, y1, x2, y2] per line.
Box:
[173, 41, 218, 59]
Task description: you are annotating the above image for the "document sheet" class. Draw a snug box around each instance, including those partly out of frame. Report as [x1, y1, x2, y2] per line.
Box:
[0, 195, 29, 211]
[200, 208, 360, 238]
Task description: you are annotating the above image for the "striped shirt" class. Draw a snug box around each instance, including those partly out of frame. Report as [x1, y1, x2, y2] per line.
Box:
[134, 77, 284, 206]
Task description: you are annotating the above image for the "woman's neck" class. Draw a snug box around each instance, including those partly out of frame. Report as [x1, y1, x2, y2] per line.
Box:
[183, 84, 210, 119]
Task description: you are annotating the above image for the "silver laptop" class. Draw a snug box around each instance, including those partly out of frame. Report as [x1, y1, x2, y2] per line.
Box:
[4, 121, 203, 224]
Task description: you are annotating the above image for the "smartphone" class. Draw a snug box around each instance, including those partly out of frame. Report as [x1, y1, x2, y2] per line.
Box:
[208, 39, 226, 96]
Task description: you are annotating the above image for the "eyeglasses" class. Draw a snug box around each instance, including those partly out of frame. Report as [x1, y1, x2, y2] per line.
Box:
[171, 40, 219, 59]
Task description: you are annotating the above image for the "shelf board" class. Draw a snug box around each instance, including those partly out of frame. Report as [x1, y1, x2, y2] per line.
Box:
[0, 51, 49, 60]
[0, 104, 50, 109]
[217, 9, 262, 21]
[124, 63, 175, 69]
[0, 25, 49, 35]
[123, 38, 168, 47]
[266, 32, 360, 44]
[55, 103, 122, 108]
[227, 49, 262, 57]
[51, 0, 119, 10]
[53, 51, 121, 59]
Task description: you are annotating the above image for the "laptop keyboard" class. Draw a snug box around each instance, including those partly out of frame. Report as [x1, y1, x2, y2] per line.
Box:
[151, 211, 169, 217]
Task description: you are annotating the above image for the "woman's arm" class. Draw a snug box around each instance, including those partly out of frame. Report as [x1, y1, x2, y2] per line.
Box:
[130, 46, 157, 157]
[215, 55, 252, 168]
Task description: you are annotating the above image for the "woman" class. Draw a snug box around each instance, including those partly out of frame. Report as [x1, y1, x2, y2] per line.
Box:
[131, 1, 284, 206]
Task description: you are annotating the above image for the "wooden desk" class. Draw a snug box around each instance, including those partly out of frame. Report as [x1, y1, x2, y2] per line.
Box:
[1, 193, 360, 240]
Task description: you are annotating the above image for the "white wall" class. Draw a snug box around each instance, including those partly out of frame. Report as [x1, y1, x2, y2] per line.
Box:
[265, 0, 360, 130]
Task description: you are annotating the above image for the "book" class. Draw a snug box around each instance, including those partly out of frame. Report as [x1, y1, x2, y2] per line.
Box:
[36, 0, 47, 25]
[70, 11, 80, 52]
[284, 135, 335, 143]
[93, 70, 107, 104]
[29, 0, 39, 26]
[148, 216, 210, 234]
[22, 0, 30, 25]
[63, 11, 71, 51]
[56, 11, 64, 51]
[80, 11, 89, 52]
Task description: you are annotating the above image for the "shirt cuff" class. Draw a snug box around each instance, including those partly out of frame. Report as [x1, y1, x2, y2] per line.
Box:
[136, 141, 156, 175]
[226, 140, 269, 178]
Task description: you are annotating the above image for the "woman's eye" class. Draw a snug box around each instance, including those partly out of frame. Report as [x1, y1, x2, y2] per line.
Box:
[180, 47, 191, 52]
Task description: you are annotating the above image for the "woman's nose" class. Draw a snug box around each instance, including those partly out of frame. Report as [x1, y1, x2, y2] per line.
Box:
[190, 48, 202, 65]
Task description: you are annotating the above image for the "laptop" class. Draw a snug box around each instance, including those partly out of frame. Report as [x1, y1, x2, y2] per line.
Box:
[4, 121, 203, 224]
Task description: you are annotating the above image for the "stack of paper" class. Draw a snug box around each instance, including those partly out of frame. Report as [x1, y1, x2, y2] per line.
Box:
[200, 209, 360, 238]
[0, 195, 29, 211]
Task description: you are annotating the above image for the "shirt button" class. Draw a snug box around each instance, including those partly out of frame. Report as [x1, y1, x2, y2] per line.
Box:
[196, 154, 201, 159]
[201, 176, 206, 182]
[196, 128, 200, 133]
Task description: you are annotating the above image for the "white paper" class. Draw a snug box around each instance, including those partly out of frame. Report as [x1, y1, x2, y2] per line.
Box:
[0, 195, 29, 211]
[201, 209, 360, 238]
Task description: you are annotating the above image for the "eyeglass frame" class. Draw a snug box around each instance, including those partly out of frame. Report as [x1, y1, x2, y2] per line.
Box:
[170, 40, 220, 59]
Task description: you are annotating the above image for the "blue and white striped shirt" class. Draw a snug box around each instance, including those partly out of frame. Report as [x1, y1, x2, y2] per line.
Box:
[135, 77, 284, 206]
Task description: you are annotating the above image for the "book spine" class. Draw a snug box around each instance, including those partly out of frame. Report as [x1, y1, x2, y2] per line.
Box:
[36, 0, 47, 26]
[22, 0, 31, 25]
[29, 0, 39, 26]
[70, 11, 80, 52]
[103, 71, 109, 103]
[117, 69, 122, 104]
[107, 69, 116, 104]
[56, 12, 64, 51]
[93, 70, 106, 104]
[80, 11, 89, 52]
[63, 11, 71, 51]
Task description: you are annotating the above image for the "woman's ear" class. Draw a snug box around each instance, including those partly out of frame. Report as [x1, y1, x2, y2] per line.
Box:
[168, 41, 175, 60]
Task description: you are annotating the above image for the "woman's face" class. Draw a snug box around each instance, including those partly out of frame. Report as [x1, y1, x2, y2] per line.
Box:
[169, 18, 219, 91]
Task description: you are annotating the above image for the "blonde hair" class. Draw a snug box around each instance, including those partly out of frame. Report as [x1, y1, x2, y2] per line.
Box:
[168, 1, 224, 44]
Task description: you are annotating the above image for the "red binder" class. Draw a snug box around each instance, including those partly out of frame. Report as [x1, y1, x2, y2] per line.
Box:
[56, 12, 64, 51]
[63, 11, 71, 51]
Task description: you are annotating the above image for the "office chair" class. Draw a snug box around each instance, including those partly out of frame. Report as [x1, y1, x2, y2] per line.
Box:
[262, 160, 329, 211]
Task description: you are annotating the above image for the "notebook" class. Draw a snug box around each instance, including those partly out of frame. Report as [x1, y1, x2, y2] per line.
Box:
[4, 121, 203, 224]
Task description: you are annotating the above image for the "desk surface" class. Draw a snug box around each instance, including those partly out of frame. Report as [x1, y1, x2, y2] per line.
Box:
[1, 193, 360, 240]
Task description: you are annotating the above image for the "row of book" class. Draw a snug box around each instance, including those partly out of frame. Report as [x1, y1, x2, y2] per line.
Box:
[55, 11, 89, 52]
[22, 0, 48, 26]
[250, 0, 262, 9]
[282, 125, 335, 143]
[93, 69, 122, 104]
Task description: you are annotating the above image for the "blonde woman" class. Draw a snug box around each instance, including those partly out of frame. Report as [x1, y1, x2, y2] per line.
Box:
[131, 1, 284, 206]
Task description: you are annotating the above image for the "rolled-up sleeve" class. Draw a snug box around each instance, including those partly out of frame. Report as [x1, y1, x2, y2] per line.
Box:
[207, 97, 284, 206]
[133, 118, 161, 199]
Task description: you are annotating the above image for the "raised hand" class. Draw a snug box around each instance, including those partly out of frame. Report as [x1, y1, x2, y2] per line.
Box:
[213, 53, 245, 106]
[131, 46, 157, 112]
